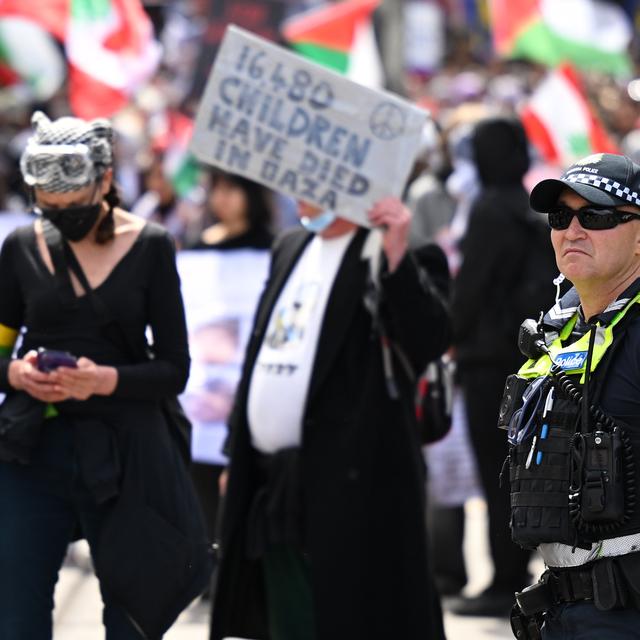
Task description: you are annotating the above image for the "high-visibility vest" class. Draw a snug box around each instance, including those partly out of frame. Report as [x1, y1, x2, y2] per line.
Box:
[508, 292, 640, 549]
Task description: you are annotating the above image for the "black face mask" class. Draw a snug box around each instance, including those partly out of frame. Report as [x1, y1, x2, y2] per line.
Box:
[39, 201, 102, 242]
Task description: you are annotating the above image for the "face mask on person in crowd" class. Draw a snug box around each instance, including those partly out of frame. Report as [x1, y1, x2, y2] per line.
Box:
[39, 200, 103, 242]
[36, 182, 103, 243]
[300, 209, 337, 234]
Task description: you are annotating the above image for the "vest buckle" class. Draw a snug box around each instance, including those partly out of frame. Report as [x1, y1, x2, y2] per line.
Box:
[583, 470, 606, 515]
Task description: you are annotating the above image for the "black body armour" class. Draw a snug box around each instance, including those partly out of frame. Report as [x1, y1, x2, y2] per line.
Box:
[507, 377, 582, 549]
[502, 304, 640, 550]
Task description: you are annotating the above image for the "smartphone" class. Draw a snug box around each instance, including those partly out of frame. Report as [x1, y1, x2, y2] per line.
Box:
[36, 348, 78, 373]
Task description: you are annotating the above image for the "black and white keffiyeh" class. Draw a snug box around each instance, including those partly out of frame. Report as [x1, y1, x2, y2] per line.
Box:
[20, 111, 113, 193]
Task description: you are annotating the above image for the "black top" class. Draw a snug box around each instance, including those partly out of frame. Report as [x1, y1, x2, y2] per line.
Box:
[601, 316, 640, 420]
[541, 280, 640, 423]
[192, 226, 274, 251]
[452, 185, 534, 369]
[0, 222, 190, 409]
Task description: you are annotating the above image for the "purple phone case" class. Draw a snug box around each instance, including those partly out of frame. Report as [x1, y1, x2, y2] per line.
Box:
[37, 349, 78, 372]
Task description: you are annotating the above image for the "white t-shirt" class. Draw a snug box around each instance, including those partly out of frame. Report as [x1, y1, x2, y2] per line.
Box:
[248, 231, 355, 453]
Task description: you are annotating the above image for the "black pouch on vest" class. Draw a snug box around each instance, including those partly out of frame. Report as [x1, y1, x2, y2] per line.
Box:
[498, 374, 529, 430]
[577, 429, 625, 524]
[509, 392, 580, 549]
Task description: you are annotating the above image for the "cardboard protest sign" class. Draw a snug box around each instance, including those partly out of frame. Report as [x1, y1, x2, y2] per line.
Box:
[190, 25, 428, 227]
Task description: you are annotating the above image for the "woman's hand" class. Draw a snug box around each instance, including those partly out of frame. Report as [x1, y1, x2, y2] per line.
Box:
[49, 357, 118, 400]
[7, 351, 70, 403]
[367, 196, 412, 273]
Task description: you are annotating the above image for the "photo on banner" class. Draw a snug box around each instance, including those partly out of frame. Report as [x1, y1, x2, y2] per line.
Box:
[177, 249, 270, 465]
[190, 25, 428, 227]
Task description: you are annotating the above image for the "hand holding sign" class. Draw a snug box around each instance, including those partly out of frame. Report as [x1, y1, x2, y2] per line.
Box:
[368, 197, 411, 273]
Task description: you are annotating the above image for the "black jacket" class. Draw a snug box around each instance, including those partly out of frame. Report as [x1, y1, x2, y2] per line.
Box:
[452, 117, 535, 371]
[210, 227, 451, 640]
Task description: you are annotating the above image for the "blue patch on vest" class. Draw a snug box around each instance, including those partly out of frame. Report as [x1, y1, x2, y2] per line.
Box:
[555, 351, 588, 370]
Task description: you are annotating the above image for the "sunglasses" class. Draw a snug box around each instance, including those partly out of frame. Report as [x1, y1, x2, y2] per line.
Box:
[548, 204, 640, 230]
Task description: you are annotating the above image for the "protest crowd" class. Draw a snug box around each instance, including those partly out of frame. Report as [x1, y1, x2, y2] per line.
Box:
[3, 1, 640, 639]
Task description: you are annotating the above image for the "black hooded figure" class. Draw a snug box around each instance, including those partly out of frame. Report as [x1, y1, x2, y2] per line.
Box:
[450, 117, 537, 616]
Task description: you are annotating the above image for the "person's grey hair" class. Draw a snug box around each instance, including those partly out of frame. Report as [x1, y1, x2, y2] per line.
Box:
[21, 111, 114, 193]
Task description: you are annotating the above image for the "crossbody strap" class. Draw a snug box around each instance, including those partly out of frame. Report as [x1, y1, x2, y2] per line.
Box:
[42, 219, 74, 300]
[41, 219, 138, 362]
[360, 228, 416, 398]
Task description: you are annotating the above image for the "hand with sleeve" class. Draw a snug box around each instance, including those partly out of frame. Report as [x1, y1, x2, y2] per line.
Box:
[367, 196, 411, 273]
[8, 351, 68, 403]
[49, 357, 118, 400]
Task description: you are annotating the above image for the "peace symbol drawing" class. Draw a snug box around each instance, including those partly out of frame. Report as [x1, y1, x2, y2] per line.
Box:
[369, 102, 406, 141]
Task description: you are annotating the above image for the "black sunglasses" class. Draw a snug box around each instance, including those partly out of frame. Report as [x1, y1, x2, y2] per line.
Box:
[548, 204, 640, 231]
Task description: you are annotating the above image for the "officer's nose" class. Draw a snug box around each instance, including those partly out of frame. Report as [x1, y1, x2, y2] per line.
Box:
[564, 213, 587, 238]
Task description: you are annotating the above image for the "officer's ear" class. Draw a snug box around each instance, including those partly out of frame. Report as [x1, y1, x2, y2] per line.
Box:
[634, 225, 640, 257]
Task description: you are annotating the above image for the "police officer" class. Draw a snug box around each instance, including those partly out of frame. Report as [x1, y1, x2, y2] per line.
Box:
[504, 153, 640, 639]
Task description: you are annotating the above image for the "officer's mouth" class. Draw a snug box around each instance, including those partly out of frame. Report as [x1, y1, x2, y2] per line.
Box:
[563, 247, 589, 257]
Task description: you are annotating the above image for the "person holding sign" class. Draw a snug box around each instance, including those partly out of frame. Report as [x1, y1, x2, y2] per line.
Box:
[210, 197, 451, 640]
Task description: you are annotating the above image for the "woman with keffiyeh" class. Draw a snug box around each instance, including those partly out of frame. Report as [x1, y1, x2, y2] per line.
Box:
[0, 111, 207, 639]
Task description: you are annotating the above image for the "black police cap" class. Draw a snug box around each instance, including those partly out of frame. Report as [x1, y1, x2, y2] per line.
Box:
[530, 153, 640, 212]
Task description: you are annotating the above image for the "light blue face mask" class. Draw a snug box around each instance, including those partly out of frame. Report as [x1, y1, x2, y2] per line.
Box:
[300, 209, 336, 233]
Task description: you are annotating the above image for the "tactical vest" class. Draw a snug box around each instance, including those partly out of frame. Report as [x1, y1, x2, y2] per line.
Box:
[506, 293, 640, 549]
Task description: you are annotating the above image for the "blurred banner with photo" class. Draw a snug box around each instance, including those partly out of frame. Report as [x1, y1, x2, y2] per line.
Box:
[190, 26, 427, 227]
[177, 249, 270, 465]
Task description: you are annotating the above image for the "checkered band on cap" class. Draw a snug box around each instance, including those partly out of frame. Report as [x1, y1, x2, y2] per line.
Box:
[21, 111, 113, 193]
[565, 172, 640, 207]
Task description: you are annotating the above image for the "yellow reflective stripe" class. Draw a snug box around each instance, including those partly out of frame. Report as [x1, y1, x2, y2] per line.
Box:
[0, 322, 18, 350]
[519, 353, 554, 378]
[559, 314, 578, 341]
[518, 295, 640, 380]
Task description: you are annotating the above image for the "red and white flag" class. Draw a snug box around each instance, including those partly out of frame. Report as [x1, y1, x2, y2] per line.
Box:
[520, 63, 618, 167]
[66, 0, 161, 118]
[0, 0, 161, 118]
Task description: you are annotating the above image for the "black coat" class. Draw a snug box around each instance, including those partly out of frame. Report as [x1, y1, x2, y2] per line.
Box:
[452, 184, 534, 370]
[210, 227, 451, 640]
[452, 117, 538, 372]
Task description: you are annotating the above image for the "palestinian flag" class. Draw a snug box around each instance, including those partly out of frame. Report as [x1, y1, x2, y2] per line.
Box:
[0, 0, 160, 118]
[0, 16, 65, 101]
[282, 0, 383, 87]
[67, 0, 161, 118]
[521, 64, 619, 166]
[489, 0, 632, 76]
[154, 111, 202, 198]
[0, 0, 67, 39]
